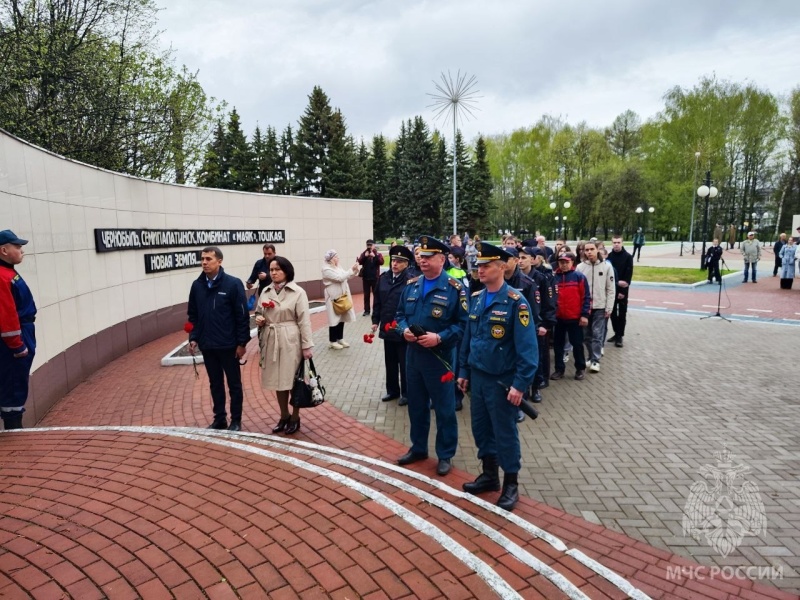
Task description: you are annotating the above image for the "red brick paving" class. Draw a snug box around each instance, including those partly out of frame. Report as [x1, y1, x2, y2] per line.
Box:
[0, 295, 797, 599]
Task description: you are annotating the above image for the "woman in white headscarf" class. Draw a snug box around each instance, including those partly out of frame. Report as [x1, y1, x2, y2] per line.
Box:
[322, 249, 359, 349]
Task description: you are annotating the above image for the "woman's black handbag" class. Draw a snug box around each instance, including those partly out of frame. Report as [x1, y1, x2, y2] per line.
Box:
[290, 358, 326, 408]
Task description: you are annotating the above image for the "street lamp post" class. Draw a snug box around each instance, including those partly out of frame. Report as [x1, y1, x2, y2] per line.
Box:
[550, 200, 571, 239]
[689, 151, 700, 254]
[636, 206, 655, 234]
[696, 170, 718, 269]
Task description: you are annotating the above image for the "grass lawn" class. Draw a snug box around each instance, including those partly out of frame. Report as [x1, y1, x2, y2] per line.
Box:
[632, 266, 718, 284]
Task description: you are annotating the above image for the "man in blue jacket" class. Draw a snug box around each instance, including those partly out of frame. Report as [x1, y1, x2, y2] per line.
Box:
[188, 247, 250, 431]
[458, 242, 538, 511]
[395, 236, 468, 477]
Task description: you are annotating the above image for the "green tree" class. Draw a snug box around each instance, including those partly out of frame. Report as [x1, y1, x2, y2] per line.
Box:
[275, 125, 296, 195]
[464, 135, 493, 236]
[197, 120, 228, 189]
[225, 108, 257, 191]
[605, 110, 642, 160]
[368, 134, 392, 239]
[0, 0, 218, 182]
[294, 86, 334, 195]
[396, 117, 440, 234]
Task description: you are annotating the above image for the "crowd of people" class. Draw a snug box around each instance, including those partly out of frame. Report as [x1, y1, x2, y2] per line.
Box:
[350, 232, 637, 511]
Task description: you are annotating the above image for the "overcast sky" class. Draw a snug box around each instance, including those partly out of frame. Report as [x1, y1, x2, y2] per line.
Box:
[154, 0, 800, 143]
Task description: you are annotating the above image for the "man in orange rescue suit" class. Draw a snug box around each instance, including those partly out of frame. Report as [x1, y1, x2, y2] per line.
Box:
[0, 230, 37, 430]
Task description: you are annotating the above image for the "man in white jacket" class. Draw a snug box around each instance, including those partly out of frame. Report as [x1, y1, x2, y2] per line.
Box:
[576, 241, 616, 373]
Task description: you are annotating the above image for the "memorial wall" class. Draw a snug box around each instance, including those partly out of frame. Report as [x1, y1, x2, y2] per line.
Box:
[0, 129, 373, 425]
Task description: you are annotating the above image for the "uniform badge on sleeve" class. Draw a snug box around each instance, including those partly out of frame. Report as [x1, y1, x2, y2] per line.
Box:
[461, 297, 468, 312]
[519, 309, 530, 327]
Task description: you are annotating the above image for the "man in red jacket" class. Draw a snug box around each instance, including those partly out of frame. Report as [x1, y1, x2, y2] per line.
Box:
[0, 230, 37, 430]
[551, 252, 590, 381]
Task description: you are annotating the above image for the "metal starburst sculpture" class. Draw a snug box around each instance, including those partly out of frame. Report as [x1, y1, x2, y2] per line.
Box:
[428, 71, 480, 235]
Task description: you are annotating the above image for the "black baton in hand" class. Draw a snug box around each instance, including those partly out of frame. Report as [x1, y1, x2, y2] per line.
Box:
[497, 381, 538, 420]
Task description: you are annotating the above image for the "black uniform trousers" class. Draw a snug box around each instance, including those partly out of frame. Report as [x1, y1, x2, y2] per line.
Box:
[363, 279, 377, 312]
[384, 339, 408, 397]
[203, 347, 243, 421]
[610, 295, 628, 338]
[534, 331, 550, 389]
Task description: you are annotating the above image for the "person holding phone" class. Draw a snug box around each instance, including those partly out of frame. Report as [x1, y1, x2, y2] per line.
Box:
[357, 239, 384, 316]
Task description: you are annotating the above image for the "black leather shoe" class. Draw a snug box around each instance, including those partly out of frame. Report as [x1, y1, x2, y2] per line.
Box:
[538, 381, 549, 390]
[207, 419, 227, 430]
[398, 397, 408, 406]
[516, 409, 525, 423]
[615, 339, 623, 348]
[381, 393, 399, 402]
[550, 371, 565, 380]
[436, 459, 451, 476]
[532, 390, 543, 403]
[497, 473, 519, 512]
[397, 450, 428, 466]
[575, 370, 585, 381]
[455, 399, 463, 412]
[228, 420, 241, 432]
[362, 311, 370, 316]
[607, 335, 617, 343]
[285, 418, 301, 434]
[272, 417, 290, 433]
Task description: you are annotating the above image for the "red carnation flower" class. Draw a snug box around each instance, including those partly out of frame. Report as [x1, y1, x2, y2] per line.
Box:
[262, 301, 268, 308]
[440, 371, 455, 383]
[183, 322, 193, 334]
[384, 323, 391, 332]
[390, 320, 398, 329]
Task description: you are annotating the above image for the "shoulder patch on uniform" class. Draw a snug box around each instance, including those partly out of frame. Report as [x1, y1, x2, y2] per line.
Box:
[447, 278, 462, 291]
[507, 289, 520, 301]
[471, 290, 482, 297]
[407, 276, 419, 284]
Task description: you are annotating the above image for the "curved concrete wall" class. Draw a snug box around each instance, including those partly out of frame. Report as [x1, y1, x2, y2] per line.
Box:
[0, 130, 372, 424]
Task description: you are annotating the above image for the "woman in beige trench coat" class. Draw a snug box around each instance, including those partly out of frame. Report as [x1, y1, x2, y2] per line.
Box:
[255, 256, 313, 434]
[322, 249, 359, 350]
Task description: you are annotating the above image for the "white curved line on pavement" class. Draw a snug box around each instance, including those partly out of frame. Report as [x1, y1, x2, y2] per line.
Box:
[19, 426, 651, 600]
[16, 427, 524, 600]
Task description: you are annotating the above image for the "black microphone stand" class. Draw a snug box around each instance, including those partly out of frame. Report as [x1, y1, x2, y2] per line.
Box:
[701, 256, 731, 322]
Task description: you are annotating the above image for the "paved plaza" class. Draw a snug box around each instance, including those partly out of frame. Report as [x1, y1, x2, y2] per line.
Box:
[1, 242, 799, 599]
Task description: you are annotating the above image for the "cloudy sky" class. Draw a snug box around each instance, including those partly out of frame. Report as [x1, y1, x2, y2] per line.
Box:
[154, 0, 800, 143]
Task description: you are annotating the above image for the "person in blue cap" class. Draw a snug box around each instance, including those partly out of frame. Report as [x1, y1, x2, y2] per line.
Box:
[0, 230, 37, 430]
[457, 241, 538, 511]
[395, 235, 468, 477]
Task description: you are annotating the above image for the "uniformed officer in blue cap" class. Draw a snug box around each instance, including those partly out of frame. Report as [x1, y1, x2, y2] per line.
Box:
[457, 241, 538, 511]
[395, 235, 468, 476]
[0, 230, 37, 430]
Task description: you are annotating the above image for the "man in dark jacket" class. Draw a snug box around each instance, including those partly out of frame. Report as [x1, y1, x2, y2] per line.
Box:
[245, 244, 276, 296]
[605, 235, 633, 348]
[188, 246, 251, 431]
[521, 247, 557, 402]
[705, 239, 724, 284]
[551, 253, 590, 380]
[358, 239, 385, 316]
[501, 246, 540, 420]
[372, 245, 415, 406]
